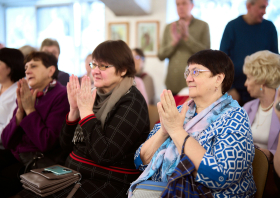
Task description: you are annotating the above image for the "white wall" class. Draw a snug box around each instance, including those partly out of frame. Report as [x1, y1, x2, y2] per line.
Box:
[105, 0, 167, 103]
[0, 4, 4, 44]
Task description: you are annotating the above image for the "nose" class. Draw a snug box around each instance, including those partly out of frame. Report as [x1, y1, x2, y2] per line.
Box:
[186, 72, 193, 81]
[244, 79, 248, 87]
[25, 66, 31, 75]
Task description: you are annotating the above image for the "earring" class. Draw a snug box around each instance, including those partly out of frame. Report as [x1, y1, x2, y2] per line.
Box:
[215, 87, 218, 92]
[260, 85, 263, 91]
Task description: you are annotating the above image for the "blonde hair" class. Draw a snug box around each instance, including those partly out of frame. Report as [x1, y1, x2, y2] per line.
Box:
[19, 45, 37, 59]
[243, 50, 280, 89]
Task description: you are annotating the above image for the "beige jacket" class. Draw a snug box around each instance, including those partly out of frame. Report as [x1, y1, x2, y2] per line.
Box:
[158, 17, 210, 94]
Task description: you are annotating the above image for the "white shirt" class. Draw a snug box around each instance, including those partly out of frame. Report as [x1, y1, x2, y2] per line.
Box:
[251, 105, 273, 149]
[0, 82, 18, 144]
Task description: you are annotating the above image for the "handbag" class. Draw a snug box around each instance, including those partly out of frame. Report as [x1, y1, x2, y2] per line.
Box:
[19, 152, 56, 173]
[131, 180, 168, 198]
[20, 165, 82, 198]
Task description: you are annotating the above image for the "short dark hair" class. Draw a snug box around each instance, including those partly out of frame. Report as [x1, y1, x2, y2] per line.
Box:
[25, 52, 59, 80]
[187, 49, 234, 94]
[133, 48, 145, 61]
[92, 40, 136, 77]
[40, 38, 60, 54]
[0, 48, 25, 82]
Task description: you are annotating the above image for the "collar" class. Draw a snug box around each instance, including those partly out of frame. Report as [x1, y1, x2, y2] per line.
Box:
[34, 79, 57, 98]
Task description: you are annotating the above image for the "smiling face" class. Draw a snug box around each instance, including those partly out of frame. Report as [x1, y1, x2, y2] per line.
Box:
[91, 60, 126, 93]
[186, 64, 218, 99]
[25, 59, 55, 91]
[244, 74, 262, 98]
[0, 60, 11, 84]
[247, 0, 268, 24]
[176, 0, 193, 19]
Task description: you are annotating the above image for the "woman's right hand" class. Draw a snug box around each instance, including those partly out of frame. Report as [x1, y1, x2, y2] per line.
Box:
[16, 80, 25, 125]
[67, 75, 80, 120]
[67, 75, 79, 109]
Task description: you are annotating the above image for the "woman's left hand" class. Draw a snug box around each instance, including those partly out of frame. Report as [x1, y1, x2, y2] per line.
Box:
[77, 76, 96, 119]
[20, 78, 37, 115]
[157, 90, 188, 135]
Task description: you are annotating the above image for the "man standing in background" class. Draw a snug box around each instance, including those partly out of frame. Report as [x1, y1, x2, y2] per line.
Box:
[158, 0, 210, 95]
[220, 0, 278, 106]
[40, 38, 70, 86]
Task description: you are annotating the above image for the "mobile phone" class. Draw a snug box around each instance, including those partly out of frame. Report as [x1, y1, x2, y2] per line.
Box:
[44, 166, 72, 175]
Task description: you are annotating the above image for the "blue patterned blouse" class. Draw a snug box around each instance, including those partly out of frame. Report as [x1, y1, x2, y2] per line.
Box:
[134, 105, 256, 198]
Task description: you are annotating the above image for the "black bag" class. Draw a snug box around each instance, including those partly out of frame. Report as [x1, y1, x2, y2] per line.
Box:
[19, 152, 55, 173]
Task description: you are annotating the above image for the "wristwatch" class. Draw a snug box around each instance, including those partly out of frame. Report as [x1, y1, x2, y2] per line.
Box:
[276, 101, 280, 111]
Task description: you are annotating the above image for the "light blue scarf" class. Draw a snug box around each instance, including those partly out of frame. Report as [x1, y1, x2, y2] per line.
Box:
[128, 93, 240, 197]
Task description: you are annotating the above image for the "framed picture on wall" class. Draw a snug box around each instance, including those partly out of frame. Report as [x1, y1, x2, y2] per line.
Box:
[108, 22, 129, 45]
[136, 21, 159, 56]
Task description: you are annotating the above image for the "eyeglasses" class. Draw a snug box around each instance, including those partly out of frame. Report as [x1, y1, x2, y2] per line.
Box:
[89, 62, 114, 71]
[134, 55, 144, 61]
[184, 67, 210, 79]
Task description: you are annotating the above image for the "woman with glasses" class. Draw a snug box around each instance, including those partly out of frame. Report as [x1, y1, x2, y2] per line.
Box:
[129, 49, 256, 197]
[132, 48, 155, 104]
[19, 40, 150, 198]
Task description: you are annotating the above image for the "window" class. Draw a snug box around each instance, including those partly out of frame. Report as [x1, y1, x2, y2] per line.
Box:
[5, 0, 105, 76]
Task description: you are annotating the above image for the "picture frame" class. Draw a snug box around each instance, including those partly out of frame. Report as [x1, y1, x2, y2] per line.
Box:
[136, 21, 160, 56]
[108, 22, 129, 45]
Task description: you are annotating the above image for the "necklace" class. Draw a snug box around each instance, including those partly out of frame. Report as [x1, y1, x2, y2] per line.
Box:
[260, 101, 274, 111]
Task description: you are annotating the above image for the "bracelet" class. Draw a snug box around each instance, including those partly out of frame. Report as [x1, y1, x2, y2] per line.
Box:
[181, 134, 190, 154]
[276, 101, 280, 111]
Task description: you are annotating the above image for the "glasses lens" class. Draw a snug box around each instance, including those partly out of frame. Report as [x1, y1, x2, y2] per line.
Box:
[99, 65, 106, 71]
[193, 69, 199, 77]
[184, 71, 189, 79]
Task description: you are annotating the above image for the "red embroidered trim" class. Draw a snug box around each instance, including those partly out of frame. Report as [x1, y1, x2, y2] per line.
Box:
[70, 152, 140, 174]
[65, 113, 80, 125]
[79, 114, 96, 126]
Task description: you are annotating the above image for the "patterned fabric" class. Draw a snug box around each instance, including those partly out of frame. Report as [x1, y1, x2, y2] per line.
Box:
[132, 95, 256, 197]
[161, 135, 213, 198]
[35, 79, 57, 98]
[19, 86, 150, 198]
[130, 94, 240, 189]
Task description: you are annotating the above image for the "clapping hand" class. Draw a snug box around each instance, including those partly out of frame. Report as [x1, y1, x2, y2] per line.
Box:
[77, 76, 96, 119]
[20, 79, 37, 115]
[15, 79, 37, 125]
[179, 19, 190, 40]
[157, 90, 188, 136]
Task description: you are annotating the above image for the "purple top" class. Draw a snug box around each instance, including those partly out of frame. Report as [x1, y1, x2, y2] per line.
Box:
[1, 82, 70, 161]
[243, 95, 280, 155]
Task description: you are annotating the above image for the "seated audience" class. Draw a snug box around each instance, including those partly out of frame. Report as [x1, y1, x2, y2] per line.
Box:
[19, 40, 150, 198]
[132, 48, 155, 104]
[19, 45, 37, 59]
[0, 48, 25, 149]
[274, 89, 280, 189]
[243, 50, 280, 162]
[135, 76, 149, 105]
[40, 38, 70, 86]
[129, 49, 256, 197]
[0, 52, 69, 197]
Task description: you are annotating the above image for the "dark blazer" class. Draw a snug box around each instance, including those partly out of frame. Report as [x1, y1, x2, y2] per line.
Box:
[57, 70, 70, 86]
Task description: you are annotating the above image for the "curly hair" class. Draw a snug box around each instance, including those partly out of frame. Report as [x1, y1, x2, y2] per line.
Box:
[243, 50, 280, 89]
